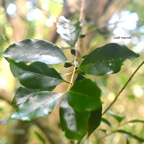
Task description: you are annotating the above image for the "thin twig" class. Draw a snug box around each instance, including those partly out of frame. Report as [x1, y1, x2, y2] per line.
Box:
[79, 0, 85, 21]
[66, 0, 86, 92]
[102, 61, 144, 115]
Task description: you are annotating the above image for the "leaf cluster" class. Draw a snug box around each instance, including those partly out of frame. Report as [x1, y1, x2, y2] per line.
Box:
[3, 16, 140, 143]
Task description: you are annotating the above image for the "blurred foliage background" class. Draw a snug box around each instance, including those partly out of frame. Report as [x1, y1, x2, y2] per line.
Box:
[0, 0, 144, 144]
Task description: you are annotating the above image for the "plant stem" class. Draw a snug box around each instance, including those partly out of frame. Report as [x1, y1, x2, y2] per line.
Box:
[79, 0, 85, 21]
[102, 61, 144, 115]
[66, 0, 86, 92]
[66, 59, 77, 91]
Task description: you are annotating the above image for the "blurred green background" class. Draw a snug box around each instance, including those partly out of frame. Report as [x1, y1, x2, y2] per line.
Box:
[0, 0, 144, 143]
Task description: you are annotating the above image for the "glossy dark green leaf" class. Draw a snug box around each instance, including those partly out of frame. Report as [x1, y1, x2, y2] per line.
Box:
[11, 87, 62, 120]
[88, 106, 102, 136]
[101, 117, 111, 127]
[79, 43, 139, 76]
[67, 78, 102, 112]
[12, 87, 34, 105]
[3, 39, 67, 64]
[108, 111, 125, 123]
[60, 97, 90, 143]
[10, 61, 63, 90]
[57, 16, 82, 47]
[113, 130, 144, 143]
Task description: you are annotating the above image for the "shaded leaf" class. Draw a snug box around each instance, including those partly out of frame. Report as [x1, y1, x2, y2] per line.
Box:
[34, 131, 46, 144]
[57, 16, 82, 47]
[67, 78, 102, 112]
[88, 106, 102, 135]
[113, 130, 144, 143]
[98, 129, 107, 134]
[10, 61, 63, 90]
[101, 118, 111, 127]
[11, 87, 62, 120]
[79, 43, 139, 76]
[108, 111, 125, 123]
[126, 138, 130, 144]
[60, 97, 89, 143]
[3, 39, 67, 64]
[126, 119, 144, 124]
[64, 62, 73, 68]
[75, 73, 85, 81]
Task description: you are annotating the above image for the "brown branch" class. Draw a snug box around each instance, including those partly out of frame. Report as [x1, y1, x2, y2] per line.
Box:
[12, 121, 30, 144]
[102, 61, 144, 115]
[0, 88, 13, 104]
[79, 0, 85, 22]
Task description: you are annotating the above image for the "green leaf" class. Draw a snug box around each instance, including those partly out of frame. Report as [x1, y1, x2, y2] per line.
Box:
[101, 118, 111, 127]
[12, 87, 34, 105]
[113, 130, 144, 143]
[11, 87, 62, 120]
[57, 16, 82, 47]
[98, 129, 107, 134]
[88, 106, 102, 135]
[79, 43, 139, 76]
[10, 61, 63, 90]
[126, 119, 144, 124]
[67, 78, 102, 112]
[3, 39, 67, 64]
[34, 131, 46, 144]
[60, 97, 89, 143]
[108, 111, 125, 123]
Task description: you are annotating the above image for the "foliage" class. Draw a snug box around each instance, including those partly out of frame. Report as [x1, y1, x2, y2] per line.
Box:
[2, 15, 143, 144]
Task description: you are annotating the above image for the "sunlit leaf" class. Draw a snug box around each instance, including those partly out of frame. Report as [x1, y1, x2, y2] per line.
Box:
[67, 78, 102, 112]
[108, 111, 125, 123]
[79, 43, 139, 76]
[60, 97, 89, 143]
[113, 130, 144, 143]
[10, 61, 63, 90]
[11, 87, 62, 120]
[12, 87, 34, 105]
[57, 16, 82, 47]
[3, 39, 67, 64]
